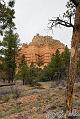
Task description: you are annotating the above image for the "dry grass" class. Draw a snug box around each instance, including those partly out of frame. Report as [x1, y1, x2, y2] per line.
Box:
[0, 81, 80, 119]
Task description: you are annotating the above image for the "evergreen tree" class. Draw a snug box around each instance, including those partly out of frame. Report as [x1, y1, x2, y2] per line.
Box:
[49, 0, 80, 113]
[2, 31, 19, 82]
[19, 55, 29, 85]
[42, 47, 70, 82]
[61, 45, 70, 79]
[0, 0, 15, 35]
[29, 63, 38, 85]
[0, 0, 20, 82]
[47, 49, 62, 81]
[62, 45, 70, 67]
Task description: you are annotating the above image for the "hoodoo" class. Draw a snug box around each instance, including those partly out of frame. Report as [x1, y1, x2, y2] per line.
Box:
[16, 34, 65, 68]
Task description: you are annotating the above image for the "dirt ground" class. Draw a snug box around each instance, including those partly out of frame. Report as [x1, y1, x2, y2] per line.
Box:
[0, 81, 80, 119]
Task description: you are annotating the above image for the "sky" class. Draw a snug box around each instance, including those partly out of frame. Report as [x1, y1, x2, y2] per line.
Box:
[10, 0, 73, 48]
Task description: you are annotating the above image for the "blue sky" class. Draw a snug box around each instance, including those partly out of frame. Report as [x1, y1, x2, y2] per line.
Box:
[13, 0, 73, 48]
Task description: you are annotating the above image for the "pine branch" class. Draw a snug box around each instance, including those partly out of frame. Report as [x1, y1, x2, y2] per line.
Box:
[71, 0, 80, 6]
[48, 16, 74, 29]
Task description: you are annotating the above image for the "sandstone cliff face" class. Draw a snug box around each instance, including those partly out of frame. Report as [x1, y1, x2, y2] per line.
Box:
[16, 35, 65, 68]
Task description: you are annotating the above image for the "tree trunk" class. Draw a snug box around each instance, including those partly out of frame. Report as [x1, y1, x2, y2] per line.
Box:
[66, 5, 80, 117]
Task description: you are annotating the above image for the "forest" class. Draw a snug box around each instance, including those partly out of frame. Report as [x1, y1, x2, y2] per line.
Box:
[0, 0, 80, 119]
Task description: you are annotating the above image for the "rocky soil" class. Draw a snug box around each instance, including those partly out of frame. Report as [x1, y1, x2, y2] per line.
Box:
[0, 81, 80, 119]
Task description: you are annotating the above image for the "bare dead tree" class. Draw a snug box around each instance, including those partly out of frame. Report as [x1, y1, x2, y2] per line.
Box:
[48, 16, 74, 28]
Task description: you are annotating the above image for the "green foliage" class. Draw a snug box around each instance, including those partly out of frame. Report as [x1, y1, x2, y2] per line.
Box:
[1, 31, 19, 82]
[17, 56, 38, 85]
[17, 58, 44, 85]
[0, 111, 6, 118]
[61, 45, 70, 79]
[50, 49, 62, 71]
[46, 49, 63, 81]
[0, 0, 15, 35]
[25, 65, 40, 85]
[1, 95, 10, 102]
[62, 45, 70, 68]
[63, 0, 75, 18]
[8, 0, 15, 8]
[16, 47, 70, 84]
[11, 104, 22, 114]
[0, 0, 20, 82]
[18, 55, 29, 85]
[42, 47, 70, 82]
[39, 66, 51, 81]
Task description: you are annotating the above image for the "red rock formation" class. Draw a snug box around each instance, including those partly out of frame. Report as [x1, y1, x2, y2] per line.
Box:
[16, 35, 65, 68]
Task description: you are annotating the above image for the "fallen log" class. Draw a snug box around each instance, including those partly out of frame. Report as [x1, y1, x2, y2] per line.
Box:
[0, 83, 15, 87]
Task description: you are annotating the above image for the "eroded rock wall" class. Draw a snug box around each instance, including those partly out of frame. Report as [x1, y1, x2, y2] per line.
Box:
[16, 35, 65, 68]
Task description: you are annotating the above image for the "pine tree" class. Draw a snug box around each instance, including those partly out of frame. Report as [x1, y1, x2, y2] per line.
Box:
[47, 49, 62, 81]
[19, 55, 29, 85]
[49, 0, 80, 114]
[0, 0, 20, 83]
[61, 45, 70, 78]
[0, 0, 15, 35]
[2, 31, 19, 82]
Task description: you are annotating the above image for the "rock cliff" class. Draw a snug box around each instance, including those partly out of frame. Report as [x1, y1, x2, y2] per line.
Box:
[16, 34, 65, 68]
